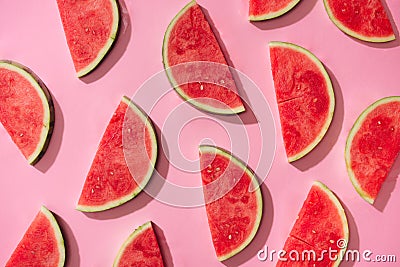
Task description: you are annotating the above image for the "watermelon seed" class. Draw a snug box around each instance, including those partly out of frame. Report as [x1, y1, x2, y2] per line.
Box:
[312, 230, 316, 234]
[200, 84, 204, 90]
[378, 147, 382, 150]
[19, 133, 24, 137]
[216, 167, 221, 171]
[110, 171, 114, 175]
[85, 28, 89, 33]
[330, 239, 334, 244]
[91, 189, 94, 193]
[220, 79, 225, 84]
[228, 234, 232, 240]
[377, 121, 381, 125]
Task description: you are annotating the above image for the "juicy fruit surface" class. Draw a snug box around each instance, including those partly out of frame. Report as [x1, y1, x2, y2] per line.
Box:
[270, 43, 333, 160]
[200, 147, 262, 260]
[249, 0, 298, 18]
[277, 182, 348, 266]
[115, 222, 164, 267]
[325, 0, 394, 39]
[165, 2, 243, 111]
[276, 237, 331, 267]
[6, 208, 63, 267]
[348, 100, 400, 201]
[0, 66, 46, 160]
[56, 0, 117, 74]
[77, 99, 154, 210]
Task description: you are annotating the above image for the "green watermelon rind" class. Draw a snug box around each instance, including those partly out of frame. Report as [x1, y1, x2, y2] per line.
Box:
[0, 60, 55, 165]
[345, 96, 400, 204]
[75, 0, 120, 77]
[249, 0, 301, 21]
[323, 0, 395, 43]
[76, 96, 158, 212]
[162, 1, 245, 115]
[312, 181, 349, 267]
[199, 145, 263, 261]
[269, 41, 335, 162]
[113, 221, 161, 267]
[39, 206, 66, 267]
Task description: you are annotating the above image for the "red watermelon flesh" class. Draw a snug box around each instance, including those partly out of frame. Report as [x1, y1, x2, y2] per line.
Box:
[269, 42, 335, 162]
[199, 145, 263, 261]
[345, 97, 400, 203]
[163, 1, 245, 114]
[276, 237, 331, 267]
[324, 0, 395, 42]
[77, 96, 157, 212]
[6, 206, 65, 267]
[113, 222, 164, 267]
[249, 0, 301, 21]
[277, 182, 348, 266]
[0, 61, 54, 165]
[56, 0, 119, 77]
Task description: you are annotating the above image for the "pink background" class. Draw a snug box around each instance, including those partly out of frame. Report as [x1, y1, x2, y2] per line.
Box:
[1, 0, 400, 266]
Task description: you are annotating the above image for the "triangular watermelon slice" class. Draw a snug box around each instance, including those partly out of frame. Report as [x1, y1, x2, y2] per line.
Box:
[6, 206, 65, 267]
[56, 0, 120, 77]
[345, 96, 400, 204]
[162, 1, 245, 115]
[77, 96, 158, 212]
[323, 0, 395, 42]
[199, 145, 263, 261]
[249, 0, 301, 21]
[113, 221, 165, 267]
[277, 181, 349, 266]
[0, 60, 54, 165]
[269, 41, 335, 162]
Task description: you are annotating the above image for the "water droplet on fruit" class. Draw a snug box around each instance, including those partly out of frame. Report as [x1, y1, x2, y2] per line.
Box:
[215, 167, 220, 171]
[85, 27, 89, 32]
[313, 98, 318, 103]
[378, 147, 382, 150]
[312, 230, 316, 234]
[19, 133, 24, 137]
[199, 83, 204, 90]
[91, 189, 95, 193]
[110, 171, 114, 175]
[228, 234, 232, 240]
[220, 79, 225, 84]
[377, 121, 382, 125]
[330, 240, 334, 244]
[391, 127, 395, 131]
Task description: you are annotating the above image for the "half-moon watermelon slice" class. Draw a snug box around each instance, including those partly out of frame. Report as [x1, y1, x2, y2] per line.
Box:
[323, 0, 395, 42]
[6, 206, 65, 267]
[345, 96, 400, 204]
[56, 0, 119, 77]
[277, 181, 348, 266]
[269, 42, 335, 162]
[162, 1, 245, 115]
[113, 221, 165, 267]
[77, 96, 157, 212]
[249, 0, 301, 21]
[0, 60, 54, 165]
[199, 145, 263, 261]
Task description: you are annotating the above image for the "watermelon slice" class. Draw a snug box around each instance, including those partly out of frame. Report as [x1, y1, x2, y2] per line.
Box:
[0, 60, 54, 165]
[323, 0, 395, 42]
[113, 221, 164, 267]
[277, 181, 349, 267]
[249, 0, 301, 21]
[6, 206, 65, 267]
[269, 42, 335, 162]
[56, 0, 120, 77]
[162, 1, 245, 114]
[199, 145, 263, 261]
[345, 96, 400, 204]
[76, 96, 157, 212]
